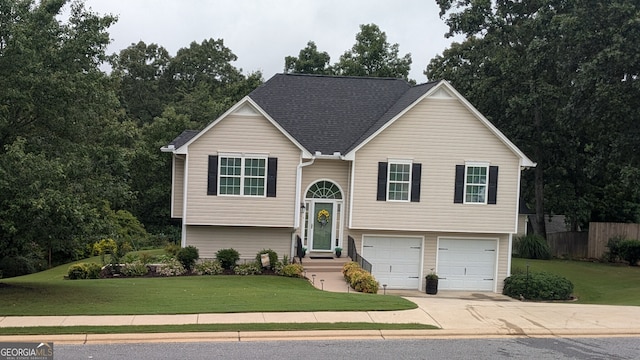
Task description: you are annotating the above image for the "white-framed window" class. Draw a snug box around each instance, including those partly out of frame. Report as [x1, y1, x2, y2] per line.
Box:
[219, 155, 266, 196]
[464, 163, 488, 204]
[387, 160, 412, 202]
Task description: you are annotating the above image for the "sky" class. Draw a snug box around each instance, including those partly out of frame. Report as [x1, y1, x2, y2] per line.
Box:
[81, 0, 461, 83]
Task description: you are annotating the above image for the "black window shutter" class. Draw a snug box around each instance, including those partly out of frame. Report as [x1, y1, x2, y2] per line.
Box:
[454, 165, 465, 203]
[207, 155, 218, 195]
[376, 162, 388, 201]
[488, 165, 498, 204]
[266, 157, 277, 197]
[410, 163, 422, 202]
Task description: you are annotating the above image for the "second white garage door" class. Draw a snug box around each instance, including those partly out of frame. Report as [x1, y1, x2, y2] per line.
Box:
[437, 238, 497, 291]
[362, 236, 422, 289]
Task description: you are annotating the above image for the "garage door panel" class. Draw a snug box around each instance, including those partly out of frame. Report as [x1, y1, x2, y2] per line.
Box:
[437, 239, 497, 291]
[362, 236, 422, 290]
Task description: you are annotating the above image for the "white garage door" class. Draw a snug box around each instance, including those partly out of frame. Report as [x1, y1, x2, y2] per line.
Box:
[362, 236, 422, 289]
[437, 238, 497, 291]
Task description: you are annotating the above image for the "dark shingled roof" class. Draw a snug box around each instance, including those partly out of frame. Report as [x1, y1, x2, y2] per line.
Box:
[169, 130, 199, 148]
[249, 73, 438, 155]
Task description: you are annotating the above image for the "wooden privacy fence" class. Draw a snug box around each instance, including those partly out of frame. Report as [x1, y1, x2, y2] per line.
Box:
[547, 231, 589, 259]
[588, 222, 640, 259]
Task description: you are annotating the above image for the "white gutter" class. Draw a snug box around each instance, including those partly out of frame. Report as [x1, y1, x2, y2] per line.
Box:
[294, 156, 315, 228]
[291, 156, 315, 259]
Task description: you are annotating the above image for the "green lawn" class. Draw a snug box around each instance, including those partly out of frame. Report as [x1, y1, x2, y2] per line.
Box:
[0, 323, 437, 336]
[0, 256, 416, 316]
[511, 258, 640, 305]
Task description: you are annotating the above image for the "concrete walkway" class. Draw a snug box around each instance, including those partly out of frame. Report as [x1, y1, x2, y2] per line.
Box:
[1, 271, 640, 343]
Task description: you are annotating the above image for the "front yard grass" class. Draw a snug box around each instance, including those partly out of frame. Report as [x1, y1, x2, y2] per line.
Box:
[511, 258, 640, 305]
[0, 323, 437, 336]
[0, 256, 416, 316]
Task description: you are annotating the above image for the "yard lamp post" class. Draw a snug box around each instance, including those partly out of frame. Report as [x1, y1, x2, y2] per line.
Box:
[383, 284, 387, 295]
[320, 279, 324, 290]
[312, 274, 316, 285]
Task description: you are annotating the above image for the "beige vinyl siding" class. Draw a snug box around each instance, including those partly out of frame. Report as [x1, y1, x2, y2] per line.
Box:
[351, 97, 521, 233]
[171, 155, 185, 218]
[347, 229, 509, 292]
[186, 225, 292, 260]
[185, 114, 300, 226]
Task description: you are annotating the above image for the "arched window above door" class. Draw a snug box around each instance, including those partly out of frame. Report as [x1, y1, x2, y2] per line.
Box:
[306, 180, 342, 199]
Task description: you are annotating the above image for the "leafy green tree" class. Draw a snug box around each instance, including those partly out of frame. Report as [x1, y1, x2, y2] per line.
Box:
[334, 24, 412, 81]
[284, 41, 332, 74]
[111, 41, 172, 124]
[426, 0, 640, 233]
[0, 0, 137, 267]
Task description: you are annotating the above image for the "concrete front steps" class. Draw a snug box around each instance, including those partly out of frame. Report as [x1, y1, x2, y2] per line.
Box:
[297, 256, 352, 292]
[298, 255, 351, 273]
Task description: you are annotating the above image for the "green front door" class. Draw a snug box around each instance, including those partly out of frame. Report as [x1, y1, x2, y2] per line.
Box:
[312, 202, 333, 251]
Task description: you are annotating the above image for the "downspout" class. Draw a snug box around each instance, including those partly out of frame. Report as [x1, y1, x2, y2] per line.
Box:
[181, 154, 188, 247]
[291, 156, 315, 258]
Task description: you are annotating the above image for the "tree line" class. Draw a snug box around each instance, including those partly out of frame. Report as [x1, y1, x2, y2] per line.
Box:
[1, 0, 638, 277]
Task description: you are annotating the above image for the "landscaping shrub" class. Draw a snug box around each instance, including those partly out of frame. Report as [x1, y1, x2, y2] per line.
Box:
[157, 258, 185, 276]
[233, 262, 262, 275]
[194, 260, 223, 275]
[603, 235, 625, 262]
[67, 262, 102, 280]
[503, 271, 574, 300]
[618, 239, 640, 266]
[514, 234, 551, 260]
[216, 248, 240, 269]
[0, 256, 35, 278]
[84, 262, 102, 279]
[120, 260, 149, 277]
[255, 249, 278, 268]
[342, 261, 360, 280]
[341, 262, 380, 294]
[354, 274, 380, 294]
[164, 243, 180, 256]
[279, 264, 304, 277]
[177, 246, 200, 271]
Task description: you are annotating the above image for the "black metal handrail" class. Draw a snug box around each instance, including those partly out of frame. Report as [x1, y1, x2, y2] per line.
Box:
[347, 235, 372, 273]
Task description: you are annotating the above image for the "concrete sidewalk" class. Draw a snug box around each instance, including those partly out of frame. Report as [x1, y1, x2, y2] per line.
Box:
[1, 272, 640, 343]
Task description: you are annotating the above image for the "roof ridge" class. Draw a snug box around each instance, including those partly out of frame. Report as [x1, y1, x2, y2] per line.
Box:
[277, 72, 410, 82]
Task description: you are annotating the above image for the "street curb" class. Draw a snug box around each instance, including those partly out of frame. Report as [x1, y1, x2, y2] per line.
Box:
[2, 328, 640, 344]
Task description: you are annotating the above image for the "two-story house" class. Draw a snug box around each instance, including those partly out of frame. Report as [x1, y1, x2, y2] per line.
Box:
[161, 73, 535, 292]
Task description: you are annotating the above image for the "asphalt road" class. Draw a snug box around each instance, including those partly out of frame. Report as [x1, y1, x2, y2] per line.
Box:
[55, 337, 640, 360]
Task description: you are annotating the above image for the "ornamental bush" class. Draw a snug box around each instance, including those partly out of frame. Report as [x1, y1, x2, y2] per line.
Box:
[120, 260, 149, 277]
[279, 264, 304, 277]
[216, 248, 240, 269]
[503, 271, 574, 301]
[342, 262, 380, 294]
[194, 259, 223, 275]
[354, 274, 379, 294]
[255, 249, 278, 268]
[342, 261, 361, 280]
[67, 262, 102, 280]
[514, 234, 551, 260]
[618, 239, 640, 266]
[157, 258, 185, 276]
[233, 262, 262, 275]
[0, 256, 36, 278]
[177, 246, 200, 271]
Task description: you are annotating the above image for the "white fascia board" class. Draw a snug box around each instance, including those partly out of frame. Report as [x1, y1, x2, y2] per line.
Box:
[172, 96, 312, 158]
[344, 80, 536, 168]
